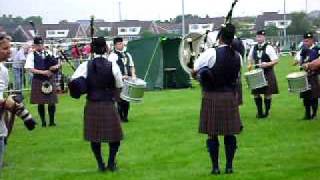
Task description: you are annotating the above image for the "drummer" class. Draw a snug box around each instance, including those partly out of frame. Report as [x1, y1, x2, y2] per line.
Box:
[108, 37, 136, 123]
[248, 30, 279, 118]
[295, 32, 320, 120]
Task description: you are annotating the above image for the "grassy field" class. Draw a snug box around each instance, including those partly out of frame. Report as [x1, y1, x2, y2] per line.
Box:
[1, 56, 320, 180]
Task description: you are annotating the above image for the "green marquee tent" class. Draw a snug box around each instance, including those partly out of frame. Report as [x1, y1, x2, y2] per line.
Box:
[127, 36, 191, 90]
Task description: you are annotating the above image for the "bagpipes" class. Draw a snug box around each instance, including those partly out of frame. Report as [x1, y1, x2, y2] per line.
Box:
[180, 0, 240, 75]
[193, 0, 240, 87]
[2, 94, 36, 141]
[29, 21, 60, 95]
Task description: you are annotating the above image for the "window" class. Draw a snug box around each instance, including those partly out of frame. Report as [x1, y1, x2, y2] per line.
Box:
[129, 28, 137, 32]
[47, 30, 55, 35]
[120, 28, 126, 32]
[57, 31, 65, 35]
[190, 24, 199, 30]
[202, 24, 210, 29]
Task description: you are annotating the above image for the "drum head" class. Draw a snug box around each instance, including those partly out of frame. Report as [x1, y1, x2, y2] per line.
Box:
[286, 72, 307, 79]
[244, 69, 262, 75]
[125, 78, 147, 87]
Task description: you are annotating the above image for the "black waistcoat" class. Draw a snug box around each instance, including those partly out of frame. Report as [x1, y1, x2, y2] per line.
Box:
[33, 51, 57, 80]
[87, 57, 115, 102]
[201, 46, 241, 92]
[114, 51, 132, 76]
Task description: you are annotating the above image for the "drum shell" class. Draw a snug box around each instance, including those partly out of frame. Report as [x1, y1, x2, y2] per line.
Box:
[120, 78, 146, 103]
[244, 69, 268, 90]
[286, 72, 310, 93]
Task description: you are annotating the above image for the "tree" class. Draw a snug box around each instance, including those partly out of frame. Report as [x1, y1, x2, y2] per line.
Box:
[287, 12, 313, 35]
[24, 16, 43, 25]
[140, 30, 154, 38]
[265, 25, 278, 36]
[173, 14, 200, 23]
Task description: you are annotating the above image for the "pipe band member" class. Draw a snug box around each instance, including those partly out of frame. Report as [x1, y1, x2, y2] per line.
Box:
[193, 23, 242, 175]
[71, 37, 124, 172]
[248, 30, 279, 118]
[295, 32, 320, 120]
[108, 37, 136, 123]
[25, 36, 60, 127]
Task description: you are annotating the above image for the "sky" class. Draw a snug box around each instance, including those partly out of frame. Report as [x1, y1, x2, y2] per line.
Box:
[0, 0, 319, 23]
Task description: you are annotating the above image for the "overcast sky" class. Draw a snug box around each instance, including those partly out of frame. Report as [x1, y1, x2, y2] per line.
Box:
[0, 0, 319, 23]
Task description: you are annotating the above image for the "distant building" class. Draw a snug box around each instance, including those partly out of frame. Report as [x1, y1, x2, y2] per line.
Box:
[255, 12, 292, 31]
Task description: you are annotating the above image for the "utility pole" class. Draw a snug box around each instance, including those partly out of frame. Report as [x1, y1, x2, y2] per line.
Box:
[182, 0, 185, 37]
[118, 1, 122, 22]
[305, 0, 308, 13]
[283, 0, 287, 48]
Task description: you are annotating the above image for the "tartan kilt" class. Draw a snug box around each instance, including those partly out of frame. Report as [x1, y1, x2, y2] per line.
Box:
[199, 91, 242, 136]
[300, 74, 320, 99]
[30, 78, 58, 104]
[252, 68, 279, 95]
[236, 77, 243, 106]
[84, 100, 123, 143]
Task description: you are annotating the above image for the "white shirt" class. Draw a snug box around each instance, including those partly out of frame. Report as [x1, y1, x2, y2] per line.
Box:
[194, 45, 243, 71]
[71, 55, 123, 88]
[248, 43, 279, 63]
[108, 51, 134, 67]
[194, 48, 217, 71]
[13, 48, 26, 68]
[24, 51, 36, 69]
[0, 63, 9, 137]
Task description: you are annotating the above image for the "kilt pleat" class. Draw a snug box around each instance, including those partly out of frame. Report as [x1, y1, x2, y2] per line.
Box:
[199, 91, 242, 136]
[252, 68, 279, 95]
[300, 74, 320, 98]
[84, 101, 123, 143]
[30, 78, 58, 104]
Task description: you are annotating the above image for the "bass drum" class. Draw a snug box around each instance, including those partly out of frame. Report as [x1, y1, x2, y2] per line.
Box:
[179, 31, 219, 74]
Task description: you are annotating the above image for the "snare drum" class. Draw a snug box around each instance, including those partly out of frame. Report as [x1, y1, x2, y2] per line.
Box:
[120, 78, 147, 103]
[244, 69, 268, 90]
[286, 72, 310, 93]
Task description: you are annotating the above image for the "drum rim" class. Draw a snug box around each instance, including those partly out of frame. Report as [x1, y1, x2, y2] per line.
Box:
[286, 71, 307, 79]
[124, 78, 147, 87]
[244, 68, 263, 75]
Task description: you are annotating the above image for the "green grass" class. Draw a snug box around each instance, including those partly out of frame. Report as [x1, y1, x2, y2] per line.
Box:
[1, 56, 320, 179]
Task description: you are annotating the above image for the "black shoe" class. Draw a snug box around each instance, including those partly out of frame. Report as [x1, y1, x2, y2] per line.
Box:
[41, 122, 46, 127]
[49, 122, 56, 126]
[98, 163, 106, 172]
[225, 168, 233, 174]
[303, 115, 312, 120]
[256, 114, 264, 119]
[106, 163, 117, 172]
[211, 168, 220, 175]
[121, 118, 128, 123]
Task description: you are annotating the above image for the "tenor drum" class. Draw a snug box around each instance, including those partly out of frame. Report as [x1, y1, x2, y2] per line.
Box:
[286, 72, 310, 93]
[120, 78, 147, 103]
[244, 69, 268, 90]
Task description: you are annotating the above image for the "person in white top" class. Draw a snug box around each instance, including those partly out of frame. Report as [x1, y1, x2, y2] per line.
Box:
[108, 37, 136, 123]
[12, 44, 27, 93]
[193, 23, 242, 175]
[0, 34, 11, 170]
[69, 37, 123, 172]
[0, 34, 36, 170]
[247, 30, 279, 118]
[25, 36, 60, 127]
